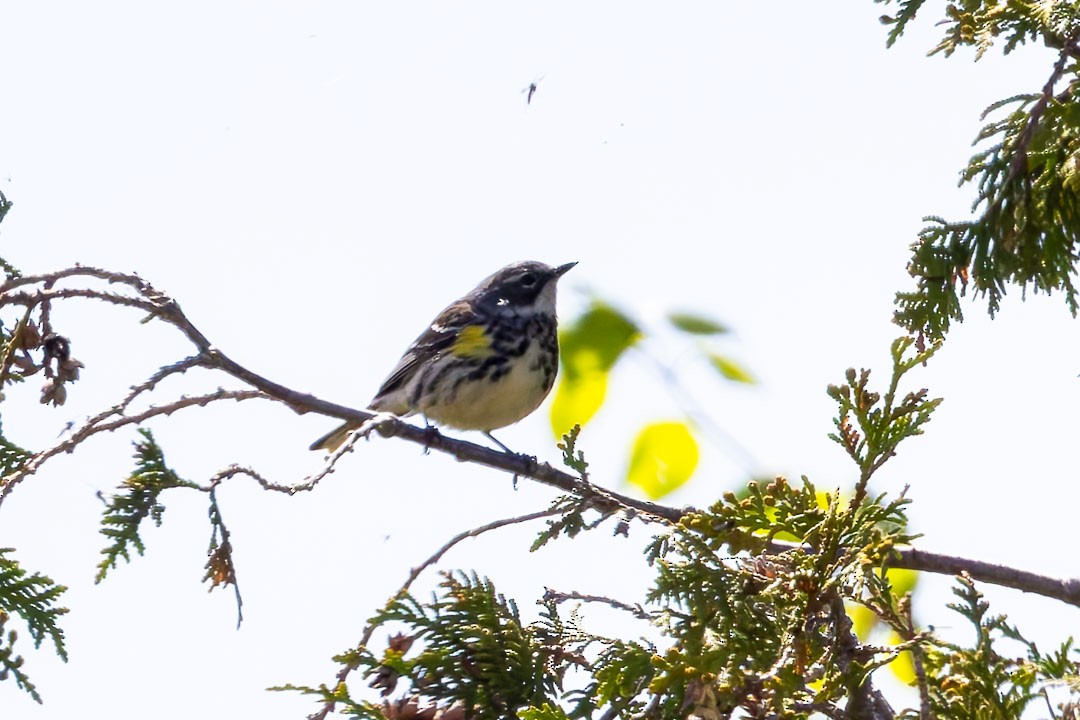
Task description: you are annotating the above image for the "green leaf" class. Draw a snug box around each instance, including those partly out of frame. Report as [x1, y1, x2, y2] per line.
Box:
[551, 302, 640, 436]
[559, 302, 640, 379]
[707, 353, 755, 384]
[626, 421, 699, 499]
[668, 312, 729, 335]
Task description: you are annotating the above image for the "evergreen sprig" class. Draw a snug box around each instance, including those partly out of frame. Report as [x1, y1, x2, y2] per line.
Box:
[355, 571, 577, 720]
[0, 609, 39, 702]
[878, 1, 1080, 339]
[571, 639, 655, 718]
[96, 429, 196, 582]
[828, 336, 942, 495]
[631, 474, 918, 718]
[531, 495, 603, 551]
[0, 189, 12, 230]
[904, 574, 1080, 719]
[0, 548, 69, 702]
[877, 0, 1080, 57]
[0, 423, 31, 477]
[878, 0, 929, 47]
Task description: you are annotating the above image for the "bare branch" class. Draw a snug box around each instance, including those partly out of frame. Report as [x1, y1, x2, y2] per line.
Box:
[203, 431, 369, 496]
[0, 389, 268, 503]
[0, 287, 161, 315]
[542, 588, 653, 621]
[888, 546, 1080, 609]
[0, 265, 150, 293]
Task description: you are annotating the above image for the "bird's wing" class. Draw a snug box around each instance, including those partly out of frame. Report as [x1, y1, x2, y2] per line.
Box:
[371, 300, 480, 402]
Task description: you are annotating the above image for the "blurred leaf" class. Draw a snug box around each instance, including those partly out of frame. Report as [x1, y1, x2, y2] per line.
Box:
[848, 603, 879, 641]
[888, 568, 919, 600]
[551, 302, 639, 437]
[626, 421, 699, 500]
[708, 353, 756, 384]
[519, 704, 572, 720]
[550, 372, 607, 439]
[559, 302, 640, 379]
[668, 312, 729, 336]
[886, 631, 917, 685]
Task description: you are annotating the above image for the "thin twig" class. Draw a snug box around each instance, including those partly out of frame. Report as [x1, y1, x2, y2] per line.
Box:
[39, 278, 55, 338]
[543, 589, 653, 621]
[0, 287, 160, 315]
[0, 265, 150, 293]
[903, 600, 933, 720]
[0, 389, 268, 502]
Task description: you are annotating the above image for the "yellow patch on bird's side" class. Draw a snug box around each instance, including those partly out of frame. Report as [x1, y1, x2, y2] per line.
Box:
[450, 324, 494, 358]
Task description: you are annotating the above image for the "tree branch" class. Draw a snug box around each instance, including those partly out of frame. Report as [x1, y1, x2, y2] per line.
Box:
[987, 39, 1074, 215]
[3, 266, 1079, 613]
[0, 389, 268, 503]
[889, 546, 1080, 608]
[542, 588, 653, 621]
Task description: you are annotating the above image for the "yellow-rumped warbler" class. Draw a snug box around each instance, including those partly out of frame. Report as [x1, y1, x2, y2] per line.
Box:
[310, 260, 576, 452]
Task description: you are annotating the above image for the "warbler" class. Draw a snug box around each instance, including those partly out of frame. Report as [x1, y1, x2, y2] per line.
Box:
[310, 260, 577, 452]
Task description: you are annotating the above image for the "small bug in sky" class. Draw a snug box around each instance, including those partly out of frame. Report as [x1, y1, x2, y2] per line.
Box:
[522, 75, 544, 105]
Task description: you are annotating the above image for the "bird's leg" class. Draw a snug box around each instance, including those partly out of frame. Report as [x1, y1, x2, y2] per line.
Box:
[484, 432, 538, 490]
[484, 431, 514, 454]
[420, 418, 442, 454]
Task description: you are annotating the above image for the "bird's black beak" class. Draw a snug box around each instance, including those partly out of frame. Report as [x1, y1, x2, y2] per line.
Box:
[554, 262, 577, 278]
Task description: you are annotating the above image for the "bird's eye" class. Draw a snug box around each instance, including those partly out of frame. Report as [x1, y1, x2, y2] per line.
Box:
[520, 272, 538, 287]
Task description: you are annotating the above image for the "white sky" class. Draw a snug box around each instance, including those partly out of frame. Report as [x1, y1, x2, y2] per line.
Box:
[2, 3, 1078, 718]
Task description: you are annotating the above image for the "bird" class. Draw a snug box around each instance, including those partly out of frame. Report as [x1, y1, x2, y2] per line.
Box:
[310, 260, 577, 453]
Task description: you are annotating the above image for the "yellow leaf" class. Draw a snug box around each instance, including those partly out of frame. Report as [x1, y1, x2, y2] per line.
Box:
[847, 603, 879, 640]
[887, 631, 917, 685]
[550, 372, 608, 439]
[887, 568, 919, 599]
[550, 301, 639, 439]
[626, 422, 699, 499]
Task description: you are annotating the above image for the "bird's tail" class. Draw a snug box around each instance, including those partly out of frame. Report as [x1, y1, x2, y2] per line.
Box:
[308, 422, 357, 452]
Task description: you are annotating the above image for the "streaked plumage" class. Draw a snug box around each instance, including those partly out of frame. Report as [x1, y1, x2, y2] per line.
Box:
[310, 261, 575, 452]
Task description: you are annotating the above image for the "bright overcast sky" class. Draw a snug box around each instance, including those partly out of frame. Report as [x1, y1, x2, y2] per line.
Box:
[2, 3, 1078, 718]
